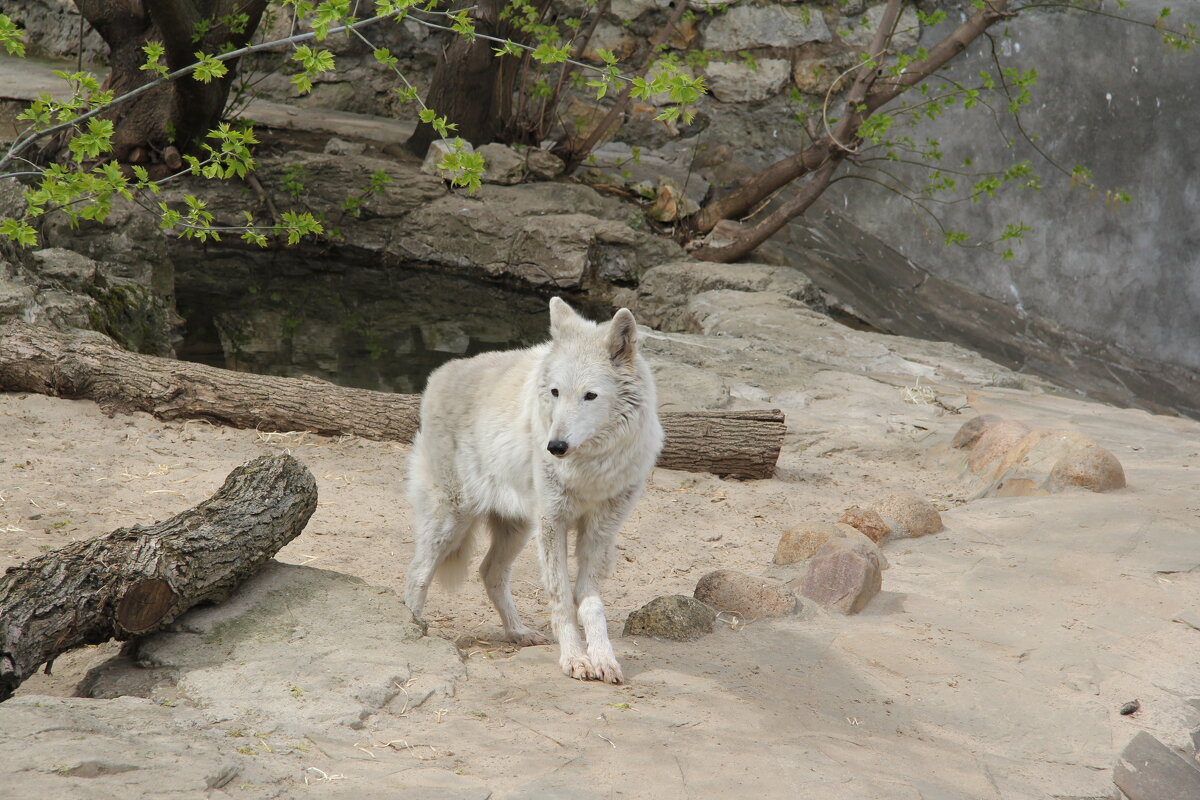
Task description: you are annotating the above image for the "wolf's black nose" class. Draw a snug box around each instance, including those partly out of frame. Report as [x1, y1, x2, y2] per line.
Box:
[547, 439, 569, 456]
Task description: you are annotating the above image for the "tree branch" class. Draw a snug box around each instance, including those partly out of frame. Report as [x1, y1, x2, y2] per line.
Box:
[691, 159, 839, 262]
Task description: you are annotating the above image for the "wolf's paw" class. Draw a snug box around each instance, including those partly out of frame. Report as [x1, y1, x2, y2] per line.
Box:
[505, 627, 552, 647]
[589, 653, 624, 684]
[561, 654, 596, 681]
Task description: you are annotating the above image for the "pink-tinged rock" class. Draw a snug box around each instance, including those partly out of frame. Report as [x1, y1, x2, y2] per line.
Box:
[799, 538, 883, 614]
[775, 522, 864, 565]
[693, 570, 797, 620]
[967, 418, 1031, 473]
[1048, 443, 1127, 493]
[838, 505, 891, 543]
[952, 414, 1003, 449]
[870, 493, 943, 539]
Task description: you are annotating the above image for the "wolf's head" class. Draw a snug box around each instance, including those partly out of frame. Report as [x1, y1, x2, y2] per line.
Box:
[538, 297, 648, 458]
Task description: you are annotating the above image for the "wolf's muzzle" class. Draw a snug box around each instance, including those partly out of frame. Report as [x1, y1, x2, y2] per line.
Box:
[547, 439, 569, 457]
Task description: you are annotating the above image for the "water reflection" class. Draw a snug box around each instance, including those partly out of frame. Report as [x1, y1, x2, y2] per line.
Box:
[175, 254, 562, 393]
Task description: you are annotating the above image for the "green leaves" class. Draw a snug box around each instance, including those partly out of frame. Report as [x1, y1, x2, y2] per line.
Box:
[67, 119, 114, 163]
[0, 218, 38, 247]
[435, 139, 485, 194]
[0, 14, 26, 56]
[290, 45, 336, 94]
[192, 51, 229, 83]
[141, 41, 169, 78]
[419, 108, 458, 138]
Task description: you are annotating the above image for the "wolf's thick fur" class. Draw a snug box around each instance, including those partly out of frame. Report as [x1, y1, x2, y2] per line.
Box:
[404, 298, 663, 683]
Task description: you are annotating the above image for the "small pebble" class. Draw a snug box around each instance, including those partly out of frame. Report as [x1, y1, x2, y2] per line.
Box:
[1119, 699, 1140, 715]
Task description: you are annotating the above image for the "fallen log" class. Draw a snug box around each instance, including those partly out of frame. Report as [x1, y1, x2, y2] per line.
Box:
[0, 322, 785, 478]
[0, 453, 317, 702]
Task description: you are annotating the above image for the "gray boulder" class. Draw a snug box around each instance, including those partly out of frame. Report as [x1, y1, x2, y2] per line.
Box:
[705, 59, 792, 103]
[624, 595, 717, 641]
[704, 5, 832, 51]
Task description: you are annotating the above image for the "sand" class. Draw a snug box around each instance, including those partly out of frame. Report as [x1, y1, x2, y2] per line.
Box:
[2, 352, 1198, 799]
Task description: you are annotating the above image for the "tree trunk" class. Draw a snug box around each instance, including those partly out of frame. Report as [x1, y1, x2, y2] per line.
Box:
[0, 322, 784, 478]
[59, 0, 269, 171]
[0, 453, 317, 702]
[406, 0, 518, 155]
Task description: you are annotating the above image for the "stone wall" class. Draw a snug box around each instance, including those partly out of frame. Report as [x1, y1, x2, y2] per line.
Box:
[817, 0, 1200, 377]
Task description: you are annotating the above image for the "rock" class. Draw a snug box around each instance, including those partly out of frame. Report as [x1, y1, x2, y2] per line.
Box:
[29, 248, 99, 291]
[699, 218, 749, 251]
[478, 142, 526, 185]
[705, 59, 792, 103]
[632, 261, 822, 331]
[952, 414, 1003, 449]
[420, 138, 475, 183]
[525, 147, 566, 180]
[1113, 731, 1200, 800]
[775, 521, 865, 565]
[799, 538, 883, 614]
[951, 418, 1128, 498]
[421, 320, 470, 353]
[793, 55, 855, 96]
[82, 561, 464, 735]
[966, 418, 1032, 473]
[581, 21, 637, 62]
[870, 492, 943, 539]
[1047, 442, 1127, 493]
[323, 136, 366, 156]
[611, 0, 670, 20]
[667, 17, 700, 50]
[649, 177, 700, 222]
[838, 505, 891, 543]
[693, 569, 797, 620]
[578, 142, 710, 206]
[561, 96, 613, 150]
[838, 3, 921, 51]
[623, 595, 716, 641]
[704, 5, 832, 51]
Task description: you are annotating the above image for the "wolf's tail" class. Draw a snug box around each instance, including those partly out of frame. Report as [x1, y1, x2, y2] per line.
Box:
[433, 524, 476, 593]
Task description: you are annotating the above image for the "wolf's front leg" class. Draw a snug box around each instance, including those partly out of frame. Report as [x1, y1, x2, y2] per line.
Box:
[537, 513, 593, 680]
[574, 489, 638, 684]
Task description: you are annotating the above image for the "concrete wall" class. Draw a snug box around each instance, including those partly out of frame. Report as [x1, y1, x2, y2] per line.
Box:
[823, 0, 1200, 373]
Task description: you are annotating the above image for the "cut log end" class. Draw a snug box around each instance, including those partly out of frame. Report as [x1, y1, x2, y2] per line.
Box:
[117, 578, 178, 634]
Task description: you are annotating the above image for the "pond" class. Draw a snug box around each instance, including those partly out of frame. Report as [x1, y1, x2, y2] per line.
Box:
[173, 249, 585, 394]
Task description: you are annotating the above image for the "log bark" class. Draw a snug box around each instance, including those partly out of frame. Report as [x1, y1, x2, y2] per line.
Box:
[0, 322, 784, 478]
[657, 409, 785, 479]
[0, 453, 317, 702]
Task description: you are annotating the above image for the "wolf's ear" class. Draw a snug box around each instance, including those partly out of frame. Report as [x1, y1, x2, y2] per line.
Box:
[549, 296, 581, 338]
[608, 308, 637, 365]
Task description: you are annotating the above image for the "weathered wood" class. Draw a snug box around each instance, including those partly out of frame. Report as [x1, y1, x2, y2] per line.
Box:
[0, 453, 317, 702]
[0, 322, 785, 478]
[0, 321, 423, 441]
[657, 410, 786, 479]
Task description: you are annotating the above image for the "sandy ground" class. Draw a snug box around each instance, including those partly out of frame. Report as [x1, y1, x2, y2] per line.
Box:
[2, 355, 1199, 799]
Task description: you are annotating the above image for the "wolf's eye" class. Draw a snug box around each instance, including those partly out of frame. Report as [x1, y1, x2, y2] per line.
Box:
[550, 388, 559, 398]
[584, 392, 597, 401]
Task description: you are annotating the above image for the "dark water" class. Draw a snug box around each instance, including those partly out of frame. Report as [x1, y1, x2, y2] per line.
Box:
[174, 249, 584, 394]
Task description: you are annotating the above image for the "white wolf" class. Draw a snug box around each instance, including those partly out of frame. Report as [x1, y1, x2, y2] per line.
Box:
[404, 297, 662, 683]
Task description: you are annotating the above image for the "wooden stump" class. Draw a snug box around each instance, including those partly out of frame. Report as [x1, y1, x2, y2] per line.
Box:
[0, 322, 785, 478]
[0, 453, 317, 702]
